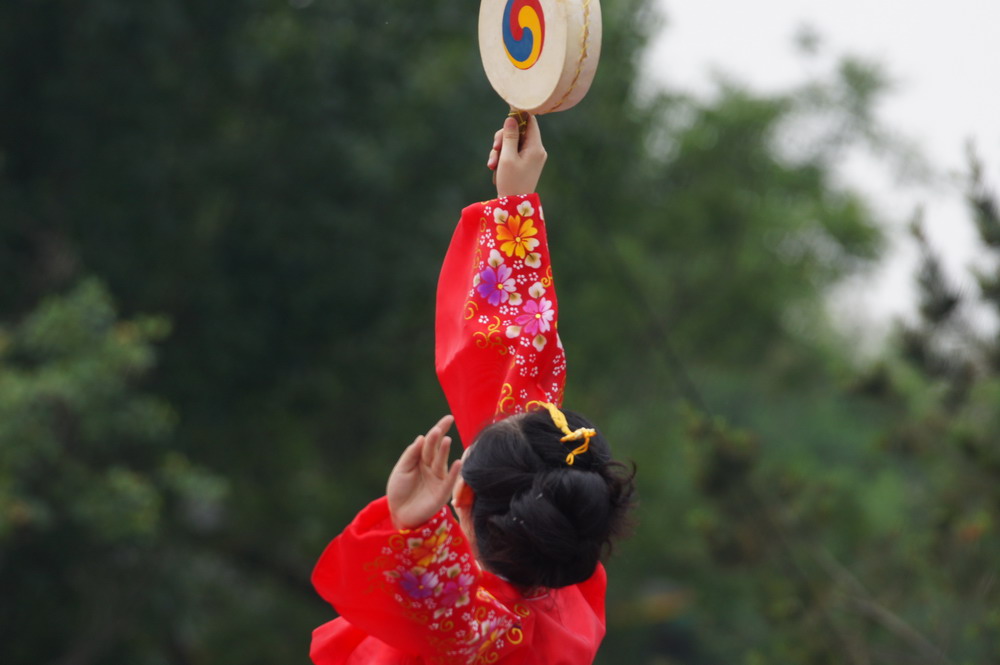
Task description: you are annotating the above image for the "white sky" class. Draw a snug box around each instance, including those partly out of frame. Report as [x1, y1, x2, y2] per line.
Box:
[645, 0, 1000, 339]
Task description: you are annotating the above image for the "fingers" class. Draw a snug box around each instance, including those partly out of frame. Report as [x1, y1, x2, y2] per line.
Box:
[434, 436, 453, 478]
[394, 435, 423, 474]
[494, 114, 545, 197]
[487, 128, 504, 171]
[488, 114, 543, 182]
[433, 459, 463, 507]
[521, 114, 544, 155]
[421, 428, 436, 467]
[499, 116, 520, 161]
[446, 459, 463, 493]
[426, 414, 454, 441]
[421, 415, 454, 476]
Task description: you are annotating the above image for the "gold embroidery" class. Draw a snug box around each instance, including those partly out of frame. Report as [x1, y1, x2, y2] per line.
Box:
[495, 383, 515, 416]
[402, 609, 431, 626]
[474, 316, 507, 355]
[465, 300, 479, 320]
[361, 554, 395, 594]
[541, 265, 554, 287]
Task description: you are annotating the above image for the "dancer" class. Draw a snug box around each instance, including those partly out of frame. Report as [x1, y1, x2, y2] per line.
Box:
[310, 115, 635, 665]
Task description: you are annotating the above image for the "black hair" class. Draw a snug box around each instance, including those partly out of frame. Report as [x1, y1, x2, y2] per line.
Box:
[460, 408, 636, 590]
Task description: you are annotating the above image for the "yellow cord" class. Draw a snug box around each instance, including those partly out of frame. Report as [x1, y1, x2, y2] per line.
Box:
[542, 403, 596, 465]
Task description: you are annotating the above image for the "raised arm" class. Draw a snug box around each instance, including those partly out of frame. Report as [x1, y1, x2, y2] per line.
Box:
[312, 418, 529, 664]
[436, 116, 567, 445]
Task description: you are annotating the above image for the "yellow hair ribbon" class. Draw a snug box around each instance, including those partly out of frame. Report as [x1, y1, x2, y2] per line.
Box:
[542, 403, 596, 465]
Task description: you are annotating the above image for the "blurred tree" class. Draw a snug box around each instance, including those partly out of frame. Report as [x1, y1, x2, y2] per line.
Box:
[580, 60, 897, 663]
[611, 152, 999, 665]
[0, 280, 225, 663]
[846, 152, 1000, 663]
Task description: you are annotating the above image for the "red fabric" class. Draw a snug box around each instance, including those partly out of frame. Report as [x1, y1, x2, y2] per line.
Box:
[435, 194, 567, 446]
[311, 497, 607, 665]
[310, 196, 602, 664]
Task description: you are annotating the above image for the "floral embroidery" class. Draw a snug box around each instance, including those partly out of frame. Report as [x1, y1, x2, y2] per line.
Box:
[476, 264, 516, 306]
[408, 525, 451, 567]
[470, 616, 508, 659]
[440, 572, 475, 609]
[465, 195, 568, 431]
[496, 215, 540, 259]
[381, 510, 521, 664]
[401, 569, 440, 600]
[515, 298, 554, 336]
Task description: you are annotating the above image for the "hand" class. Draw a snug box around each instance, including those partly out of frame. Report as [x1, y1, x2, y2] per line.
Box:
[387, 415, 462, 529]
[487, 114, 547, 198]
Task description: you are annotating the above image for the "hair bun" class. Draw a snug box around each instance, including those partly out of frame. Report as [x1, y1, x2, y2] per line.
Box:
[462, 409, 635, 590]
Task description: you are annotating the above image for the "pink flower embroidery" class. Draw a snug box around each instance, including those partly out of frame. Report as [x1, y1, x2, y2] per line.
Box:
[440, 573, 475, 608]
[476, 264, 516, 307]
[514, 297, 554, 335]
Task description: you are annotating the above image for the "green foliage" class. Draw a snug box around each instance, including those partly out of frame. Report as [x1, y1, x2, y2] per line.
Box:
[612, 156, 999, 665]
[0, 279, 226, 663]
[0, 280, 173, 539]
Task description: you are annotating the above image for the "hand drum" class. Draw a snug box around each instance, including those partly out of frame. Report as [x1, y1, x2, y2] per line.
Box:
[479, 0, 602, 115]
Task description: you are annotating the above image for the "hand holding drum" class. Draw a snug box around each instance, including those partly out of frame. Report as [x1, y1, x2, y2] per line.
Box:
[487, 115, 547, 197]
[479, 0, 602, 116]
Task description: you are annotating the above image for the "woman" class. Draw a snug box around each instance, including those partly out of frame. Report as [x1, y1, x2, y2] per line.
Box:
[310, 115, 635, 665]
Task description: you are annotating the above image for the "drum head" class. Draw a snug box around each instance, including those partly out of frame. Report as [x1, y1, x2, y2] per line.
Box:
[479, 0, 602, 115]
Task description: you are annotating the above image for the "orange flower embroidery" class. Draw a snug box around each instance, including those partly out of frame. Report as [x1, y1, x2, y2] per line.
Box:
[496, 215, 540, 259]
[407, 524, 451, 568]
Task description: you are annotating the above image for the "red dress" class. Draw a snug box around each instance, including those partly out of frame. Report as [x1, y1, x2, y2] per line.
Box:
[311, 195, 604, 664]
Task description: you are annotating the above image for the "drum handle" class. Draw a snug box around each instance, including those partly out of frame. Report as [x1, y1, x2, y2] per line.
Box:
[508, 108, 530, 145]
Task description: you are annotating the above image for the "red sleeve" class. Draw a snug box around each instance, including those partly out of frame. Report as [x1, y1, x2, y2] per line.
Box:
[435, 194, 567, 446]
[311, 498, 531, 665]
